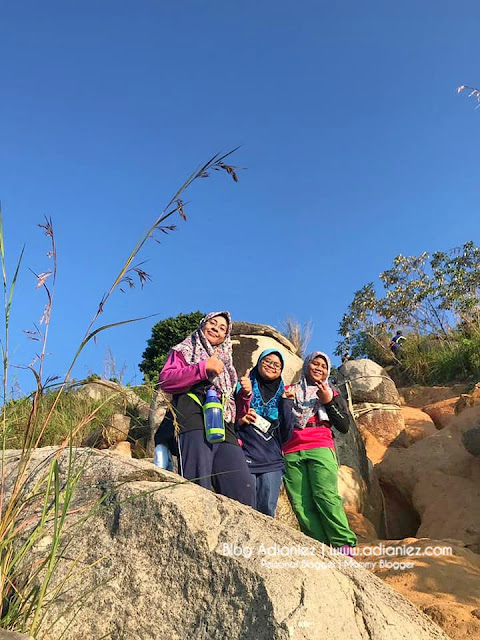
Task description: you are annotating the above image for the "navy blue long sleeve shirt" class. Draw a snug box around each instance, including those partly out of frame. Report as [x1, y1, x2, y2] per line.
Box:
[236, 397, 294, 474]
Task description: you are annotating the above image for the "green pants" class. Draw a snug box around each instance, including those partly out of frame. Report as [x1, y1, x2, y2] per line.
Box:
[284, 447, 357, 548]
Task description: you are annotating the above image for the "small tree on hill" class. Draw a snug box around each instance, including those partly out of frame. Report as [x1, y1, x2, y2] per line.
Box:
[336, 242, 480, 359]
[139, 311, 204, 383]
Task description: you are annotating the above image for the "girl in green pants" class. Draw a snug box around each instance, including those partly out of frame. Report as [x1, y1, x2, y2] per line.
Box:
[282, 351, 357, 549]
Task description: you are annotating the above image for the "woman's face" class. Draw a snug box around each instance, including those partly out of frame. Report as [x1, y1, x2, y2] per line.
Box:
[306, 356, 328, 384]
[258, 353, 282, 380]
[203, 315, 228, 346]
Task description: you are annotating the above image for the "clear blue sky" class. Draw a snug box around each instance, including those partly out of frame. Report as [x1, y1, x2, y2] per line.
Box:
[1, 1, 479, 394]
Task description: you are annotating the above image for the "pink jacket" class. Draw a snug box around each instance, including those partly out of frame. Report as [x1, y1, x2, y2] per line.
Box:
[159, 350, 251, 418]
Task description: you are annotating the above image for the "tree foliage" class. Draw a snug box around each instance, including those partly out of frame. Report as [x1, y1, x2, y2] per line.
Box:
[139, 311, 204, 382]
[336, 242, 480, 360]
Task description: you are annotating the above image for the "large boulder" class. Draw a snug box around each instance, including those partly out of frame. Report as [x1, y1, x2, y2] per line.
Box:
[401, 407, 437, 445]
[354, 404, 407, 448]
[455, 382, 480, 415]
[83, 412, 131, 448]
[413, 470, 480, 549]
[356, 538, 480, 640]
[4, 448, 449, 640]
[79, 380, 150, 419]
[398, 385, 470, 408]
[377, 412, 480, 552]
[337, 359, 400, 405]
[360, 428, 388, 465]
[463, 426, 480, 456]
[422, 398, 459, 430]
[334, 419, 370, 484]
[231, 321, 303, 385]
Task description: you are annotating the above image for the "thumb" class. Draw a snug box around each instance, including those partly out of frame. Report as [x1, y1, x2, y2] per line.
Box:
[243, 368, 251, 378]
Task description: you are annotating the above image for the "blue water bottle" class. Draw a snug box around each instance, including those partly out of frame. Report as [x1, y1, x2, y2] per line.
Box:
[203, 389, 225, 443]
[153, 444, 174, 471]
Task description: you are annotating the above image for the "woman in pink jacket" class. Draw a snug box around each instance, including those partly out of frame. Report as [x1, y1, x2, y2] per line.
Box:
[155, 311, 255, 507]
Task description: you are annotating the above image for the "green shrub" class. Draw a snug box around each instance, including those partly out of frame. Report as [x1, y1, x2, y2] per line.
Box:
[139, 311, 204, 383]
[2, 387, 128, 449]
[398, 327, 480, 385]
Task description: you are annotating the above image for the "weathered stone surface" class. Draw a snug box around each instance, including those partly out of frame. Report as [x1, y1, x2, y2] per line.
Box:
[378, 425, 469, 499]
[422, 398, 459, 430]
[455, 382, 480, 415]
[447, 403, 480, 435]
[83, 412, 131, 448]
[337, 359, 400, 405]
[338, 465, 367, 513]
[231, 321, 303, 385]
[463, 426, 480, 456]
[344, 507, 378, 541]
[354, 403, 407, 448]
[0, 630, 32, 640]
[334, 416, 370, 485]
[110, 441, 132, 457]
[106, 413, 131, 444]
[358, 427, 388, 465]
[377, 419, 480, 551]
[401, 407, 437, 445]
[356, 538, 480, 640]
[3, 448, 449, 640]
[363, 466, 387, 539]
[79, 380, 150, 419]
[275, 484, 300, 531]
[414, 470, 480, 549]
[398, 385, 470, 408]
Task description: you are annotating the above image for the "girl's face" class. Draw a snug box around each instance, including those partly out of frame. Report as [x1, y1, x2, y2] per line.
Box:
[203, 315, 228, 346]
[258, 353, 282, 380]
[306, 356, 328, 384]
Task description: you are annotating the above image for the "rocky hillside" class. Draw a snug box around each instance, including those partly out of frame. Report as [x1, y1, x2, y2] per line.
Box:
[3, 448, 449, 640]
[4, 328, 480, 639]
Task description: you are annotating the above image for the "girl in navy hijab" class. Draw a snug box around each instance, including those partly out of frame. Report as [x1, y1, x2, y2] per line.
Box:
[236, 349, 293, 516]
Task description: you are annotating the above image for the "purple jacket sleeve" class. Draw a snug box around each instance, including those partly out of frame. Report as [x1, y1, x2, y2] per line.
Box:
[235, 388, 251, 421]
[158, 350, 208, 394]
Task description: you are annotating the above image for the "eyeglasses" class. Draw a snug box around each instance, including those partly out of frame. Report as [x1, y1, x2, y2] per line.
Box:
[262, 359, 282, 371]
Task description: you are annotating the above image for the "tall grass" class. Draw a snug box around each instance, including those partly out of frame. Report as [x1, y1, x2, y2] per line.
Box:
[398, 327, 480, 385]
[1, 384, 150, 450]
[0, 150, 240, 636]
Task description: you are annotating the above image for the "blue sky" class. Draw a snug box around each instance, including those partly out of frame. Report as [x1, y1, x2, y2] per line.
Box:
[1, 1, 480, 394]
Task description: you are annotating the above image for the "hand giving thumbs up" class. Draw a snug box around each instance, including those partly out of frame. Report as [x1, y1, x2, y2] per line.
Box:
[239, 368, 252, 396]
[205, 350, 224, 376]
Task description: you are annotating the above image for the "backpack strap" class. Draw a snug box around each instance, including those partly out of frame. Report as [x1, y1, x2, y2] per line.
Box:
[186, 392, 203, 407]
[187, 391, 227, 408]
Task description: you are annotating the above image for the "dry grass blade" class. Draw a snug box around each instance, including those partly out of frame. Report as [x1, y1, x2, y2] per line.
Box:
[457, 84, 480, 107]
[281, 316, 313, 358]
[0, 150, 241, 636]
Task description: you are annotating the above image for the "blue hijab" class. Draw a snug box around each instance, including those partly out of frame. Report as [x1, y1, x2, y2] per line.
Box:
[249, 349, 285, 422]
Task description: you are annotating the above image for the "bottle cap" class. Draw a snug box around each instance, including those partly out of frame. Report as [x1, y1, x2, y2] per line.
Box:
[206, 388, 219, 401]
